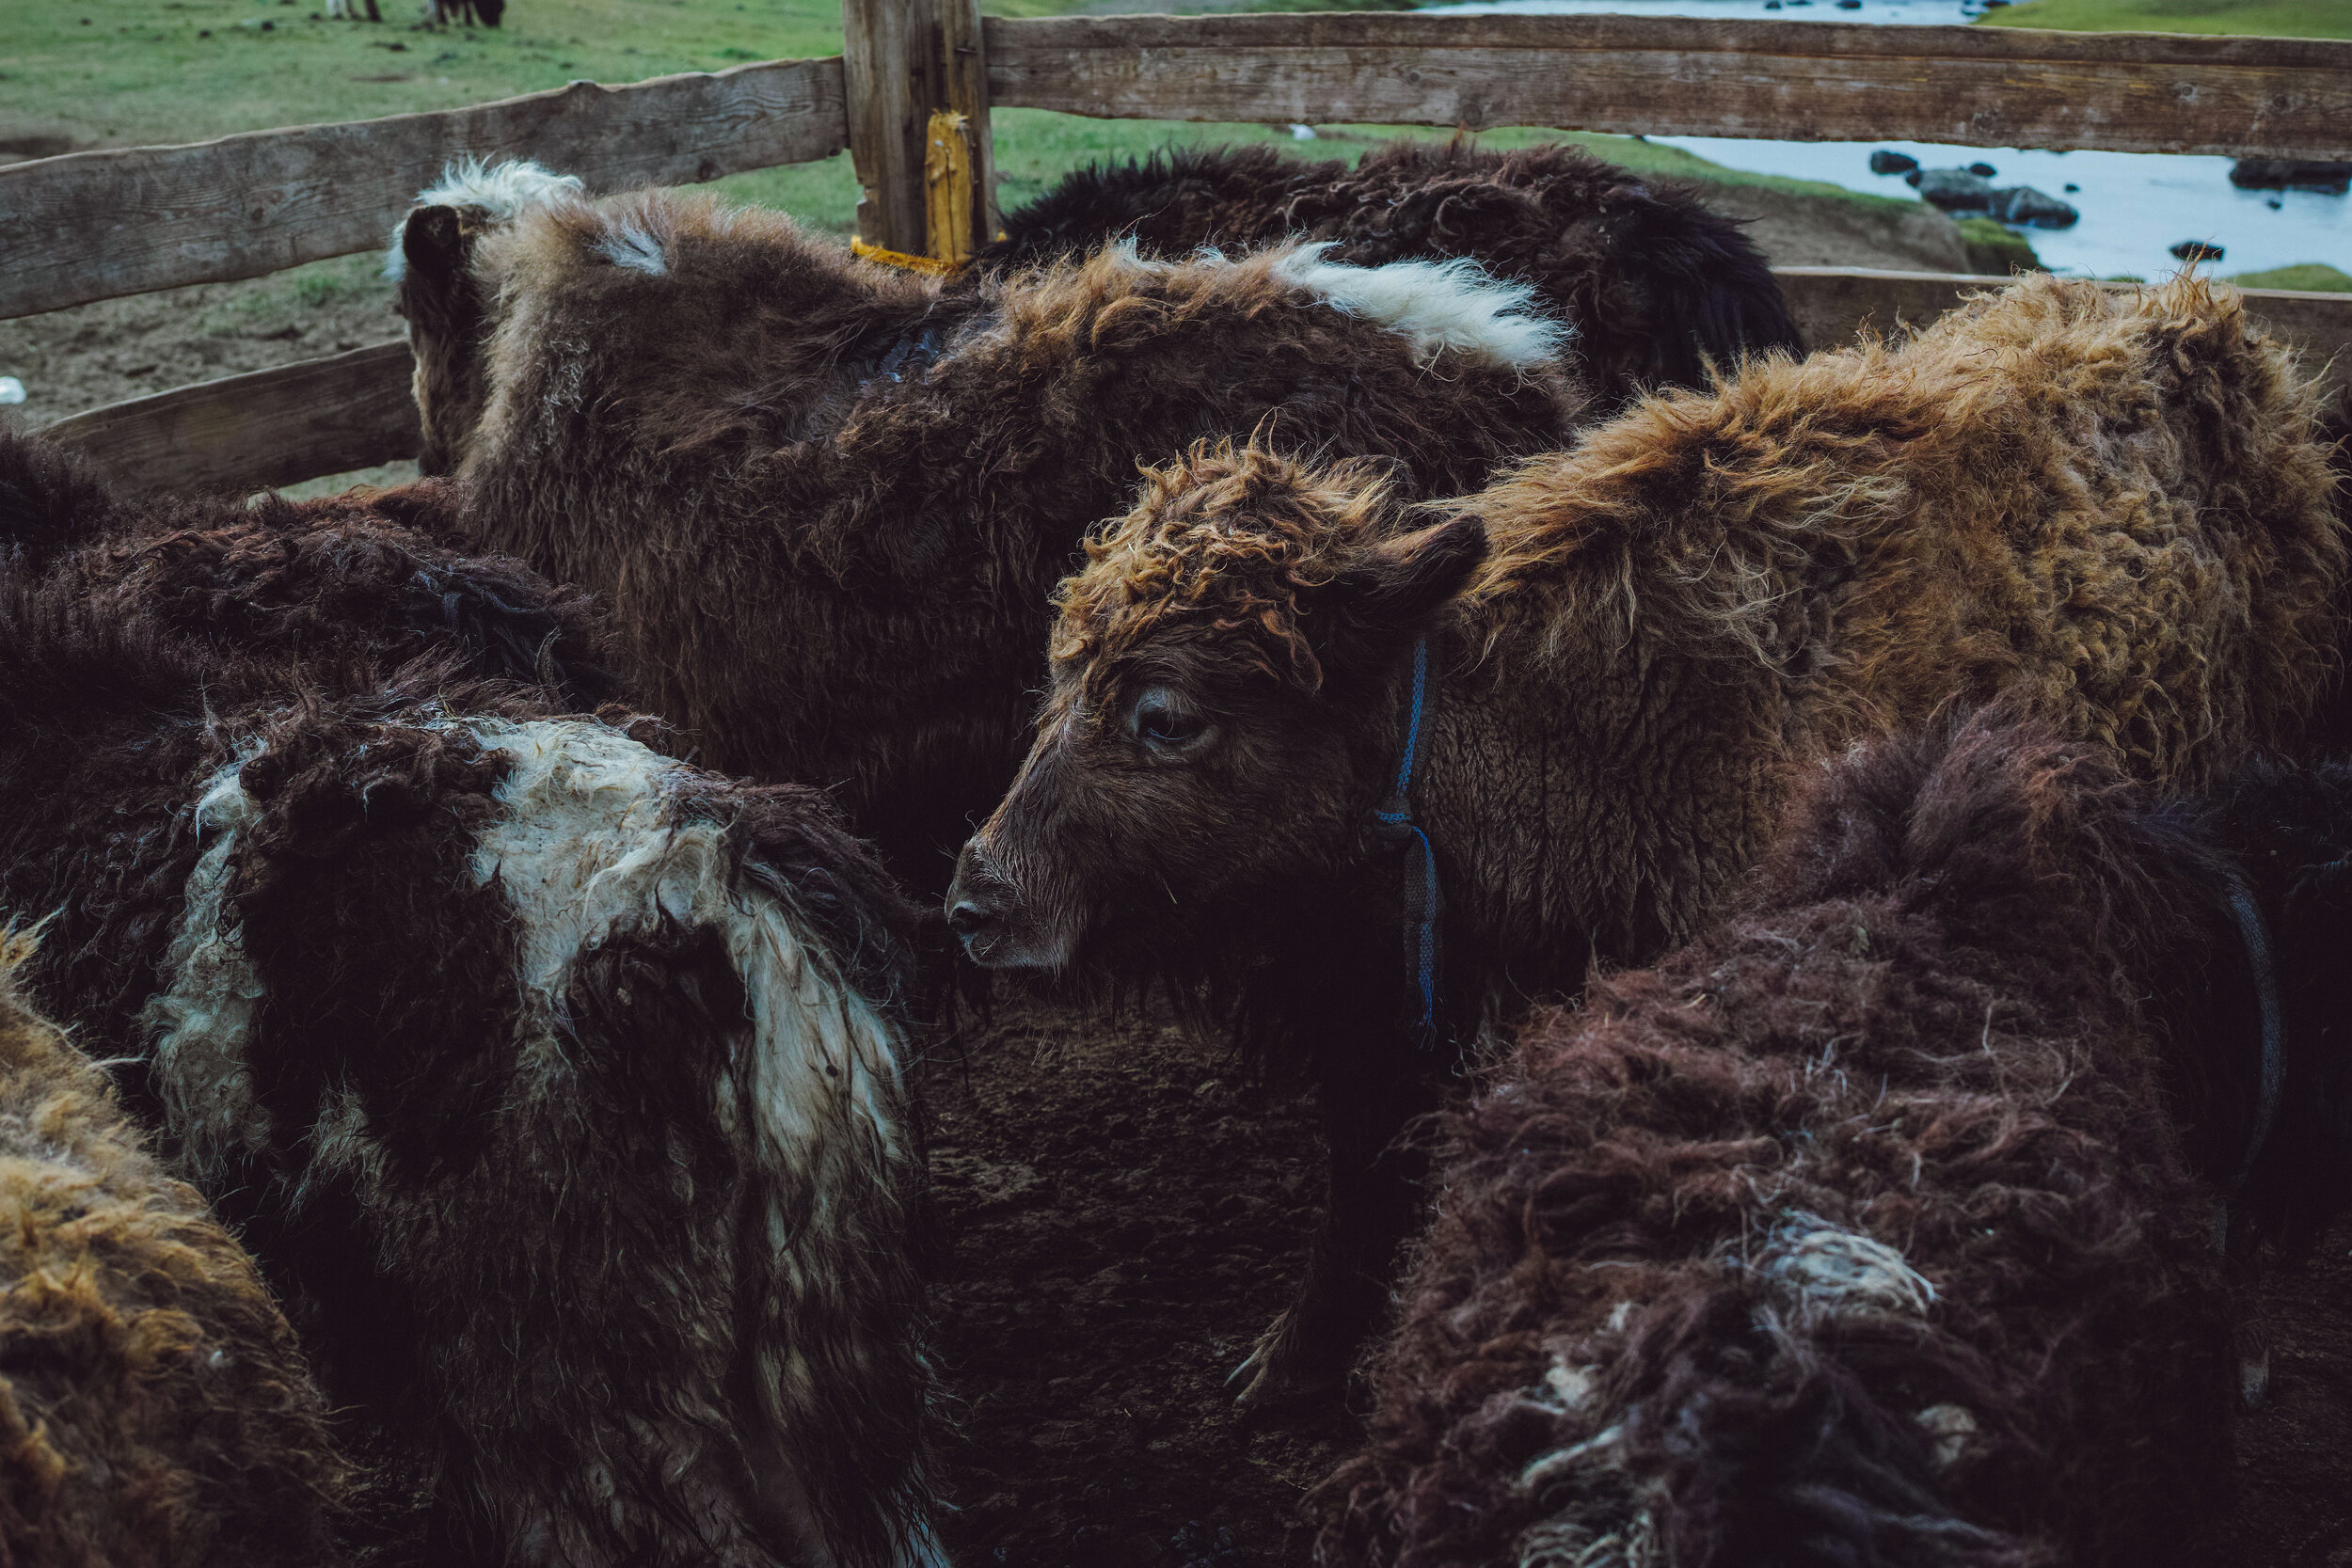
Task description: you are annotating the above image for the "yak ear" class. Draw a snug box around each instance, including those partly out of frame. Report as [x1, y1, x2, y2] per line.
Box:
[401, 206, 469, 293]
[1326, 514, 1489, 653]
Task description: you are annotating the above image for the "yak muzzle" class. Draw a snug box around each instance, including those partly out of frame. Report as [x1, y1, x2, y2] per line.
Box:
[946, 839, 1065, 970]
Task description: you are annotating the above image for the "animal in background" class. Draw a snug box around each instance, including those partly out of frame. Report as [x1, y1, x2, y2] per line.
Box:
[982, 139, 1805, 406]
[388, 158, 1581, 882]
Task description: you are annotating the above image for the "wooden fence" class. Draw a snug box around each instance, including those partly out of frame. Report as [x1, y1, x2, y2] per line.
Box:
[7, 4, 2350, 492]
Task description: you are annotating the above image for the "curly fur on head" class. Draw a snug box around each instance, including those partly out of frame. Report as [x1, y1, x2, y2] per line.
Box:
[1319, 711, 2254, 1568]
[0, 933, 346, 1568]
[1052, 441, 1410, 691]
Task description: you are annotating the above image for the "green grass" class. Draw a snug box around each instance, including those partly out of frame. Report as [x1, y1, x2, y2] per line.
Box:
[0, 0, 1929, 239]
[1978, 0, 2352, 39]
[2226, 262, 2352, 292]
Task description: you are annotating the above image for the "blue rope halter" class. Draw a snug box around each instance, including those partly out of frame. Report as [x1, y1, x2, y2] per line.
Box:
[2221, 879, 2285, 1201]
[1373, 636, 1442, 1048]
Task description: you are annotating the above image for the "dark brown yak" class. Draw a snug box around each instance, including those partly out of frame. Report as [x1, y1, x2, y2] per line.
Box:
[1321, 713, 2352, 1568]
[0, 430, 942, 1568]
[947, 274, 2346, 1403]
[0, 932, 346, 1568]
[389, 160, 1581, 878]
[981, 138, 1805, 404]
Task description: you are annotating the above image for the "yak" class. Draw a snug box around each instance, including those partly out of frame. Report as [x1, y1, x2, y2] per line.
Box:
[389, 159, 1581, 880]
[0, 429, 943, 1568]
[983, 139, 1805, 405]
[946, 274, 2346, 1405]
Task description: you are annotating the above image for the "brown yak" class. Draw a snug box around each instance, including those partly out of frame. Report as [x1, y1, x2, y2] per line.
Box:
[0, 933, 347, 1567]
[0, 429, 942, 1568]
[979, 138, 1806, 405]
[389, 160, 1581, 879]
[946, 274, 2346, 1404]
[1323, 713, 2352, 1568]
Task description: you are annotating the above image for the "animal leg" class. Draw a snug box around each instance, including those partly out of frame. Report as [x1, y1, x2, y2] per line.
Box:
[1231, 1031, 1437, 1411]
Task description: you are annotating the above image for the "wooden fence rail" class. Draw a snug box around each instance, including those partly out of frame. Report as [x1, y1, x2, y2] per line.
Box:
[39, 273, 2352, 497]
[10, 4, 2352, 491]
[8, 14, 2352, 325]
[985, 14, 2352, 159]
[0, 56, 846, 323]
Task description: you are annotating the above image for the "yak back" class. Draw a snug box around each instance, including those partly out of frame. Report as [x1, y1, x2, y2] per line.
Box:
[1325, 710, 2246, 1568]
[985, 138, 1804, 401]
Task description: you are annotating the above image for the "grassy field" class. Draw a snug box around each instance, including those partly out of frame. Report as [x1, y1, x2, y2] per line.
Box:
[1980, 0, 2352, 39]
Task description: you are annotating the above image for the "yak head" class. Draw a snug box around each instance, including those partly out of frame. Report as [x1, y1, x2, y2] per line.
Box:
[947, 441, 1485, 976]
[390, 160, 584, 476]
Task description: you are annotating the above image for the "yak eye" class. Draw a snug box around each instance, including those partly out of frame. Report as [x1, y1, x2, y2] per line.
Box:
[1128, 688, 1210, 753]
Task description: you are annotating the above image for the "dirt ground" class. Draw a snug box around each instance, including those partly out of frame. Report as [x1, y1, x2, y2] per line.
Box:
[929, 994, 2352, 1568]
[924, 995, 1358, 1568]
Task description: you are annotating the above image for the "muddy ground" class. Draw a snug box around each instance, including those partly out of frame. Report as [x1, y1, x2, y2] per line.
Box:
[928, 994, 2352, 1568]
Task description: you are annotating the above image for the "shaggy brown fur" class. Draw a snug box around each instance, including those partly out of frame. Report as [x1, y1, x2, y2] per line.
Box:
[1320, 713, 2337, 1568]
[949, 274, 2346, 1402]
[394, 168, 1581, 879]
[0, 430, 941, 1568]
[0, 936, 345, 1567]
[982, 139, 1805, 404]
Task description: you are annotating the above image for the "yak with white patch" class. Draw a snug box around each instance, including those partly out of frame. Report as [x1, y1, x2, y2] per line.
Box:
[0, 429, 942, 1568]
[982, 139, 1804, 405]
[389, 159, 1581, 879]
[1320, 713, 2352, 1568]
[948, 274, 2346, 1404]
[0, 931, 347, 1568]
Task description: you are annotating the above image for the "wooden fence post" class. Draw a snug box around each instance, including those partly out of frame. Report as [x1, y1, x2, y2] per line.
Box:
[844, 0, 993, 260]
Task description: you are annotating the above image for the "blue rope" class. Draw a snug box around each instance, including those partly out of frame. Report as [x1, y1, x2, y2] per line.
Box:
[2222, 881, 2285, 1198]
[1374, 637, 1441, 1048]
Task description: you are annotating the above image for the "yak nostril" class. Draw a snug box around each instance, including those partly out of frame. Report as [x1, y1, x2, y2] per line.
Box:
[946, 897, 994, 938]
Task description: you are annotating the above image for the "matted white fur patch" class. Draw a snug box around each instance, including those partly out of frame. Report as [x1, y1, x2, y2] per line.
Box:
[141, 758, 275, 1187]
[1270, 241, 1568, 372]
[384, 156, 586, 278]
[1755, 1212, 1936, 1317]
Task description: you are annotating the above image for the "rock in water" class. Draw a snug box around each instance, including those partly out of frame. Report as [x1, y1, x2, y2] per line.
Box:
[1907, 167, 1995, 212]
[2171, 240, 2226, 263]
[1968, 161, 1998, 178]
[2229, 159, 2352, 194]
[1869, 150, 1920, 176]
[1988, 186, 2079, 229]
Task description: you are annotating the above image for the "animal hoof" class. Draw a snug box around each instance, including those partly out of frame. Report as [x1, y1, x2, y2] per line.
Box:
[1225, 1317, 1343, 1417]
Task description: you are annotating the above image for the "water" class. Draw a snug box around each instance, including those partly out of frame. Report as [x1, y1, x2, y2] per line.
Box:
[1417, 0, 2350, 280]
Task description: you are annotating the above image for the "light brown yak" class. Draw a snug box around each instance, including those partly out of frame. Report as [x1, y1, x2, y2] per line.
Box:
[946, 274, 2346, 1404]
[390, 160, 1581, 879]
[0, 933, 346, 1567]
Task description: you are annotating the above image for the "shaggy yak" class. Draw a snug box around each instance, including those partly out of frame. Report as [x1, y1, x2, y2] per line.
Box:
[946, 273, 2346, 1404]
[1318, 712, 2352, 1568]
[0, 430, 942, 1568]
[0, 934, 346, 1567]
[980, 139, 1805, 405]
[389, 158, 1581, 878]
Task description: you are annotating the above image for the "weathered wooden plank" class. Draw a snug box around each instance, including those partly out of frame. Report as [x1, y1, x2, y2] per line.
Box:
[941, 0, 998, 254]
[984, 12, 2352, 161]
[846, 0, 932, 253]
[37, 341, 419, 494]
[848, 0, 993, 258]
[31, 275, 2350, 496]
[1774, 266, 2352, 395]
[0, 56, 848, 323]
